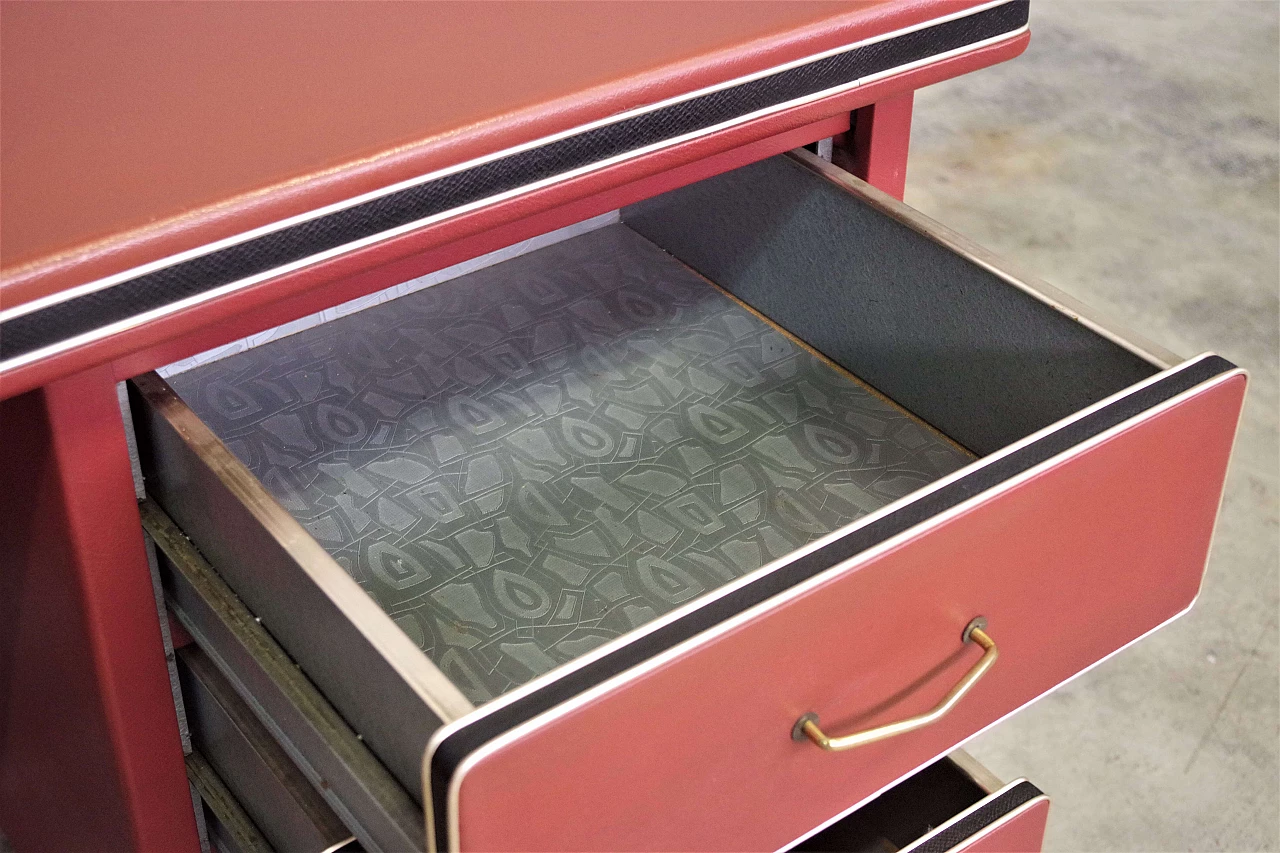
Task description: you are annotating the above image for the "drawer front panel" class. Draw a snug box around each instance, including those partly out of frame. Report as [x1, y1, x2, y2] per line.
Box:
[947, 798, 1049, 853]
[441, 367, 1243, 852]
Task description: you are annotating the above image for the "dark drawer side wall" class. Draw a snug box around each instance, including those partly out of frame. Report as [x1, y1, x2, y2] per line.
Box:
[128, 375, 442, 800]
[623, 154, 1160, 455]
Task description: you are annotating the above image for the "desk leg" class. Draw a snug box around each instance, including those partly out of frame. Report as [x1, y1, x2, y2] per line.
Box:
[0, 367, 198, 852]
[839, 91, 915, 200]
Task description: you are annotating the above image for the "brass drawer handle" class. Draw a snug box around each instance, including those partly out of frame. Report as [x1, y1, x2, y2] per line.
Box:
[793, 617, 998, 752]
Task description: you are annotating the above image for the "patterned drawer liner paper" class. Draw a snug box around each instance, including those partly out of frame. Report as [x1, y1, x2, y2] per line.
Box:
[169, 224, 973, 703]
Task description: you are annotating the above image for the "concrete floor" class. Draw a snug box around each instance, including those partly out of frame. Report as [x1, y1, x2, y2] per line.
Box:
[907, 3, 1279, 850]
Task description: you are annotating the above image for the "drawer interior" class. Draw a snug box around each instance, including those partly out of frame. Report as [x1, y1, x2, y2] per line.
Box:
[163, 221, 974, 704]
[623, 153, 1164, 455]
[154, 150, 1167, 708]
[136, 149, 1180, 812]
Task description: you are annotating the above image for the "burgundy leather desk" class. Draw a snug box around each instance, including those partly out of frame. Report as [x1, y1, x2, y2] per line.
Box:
[0, 3, 1242, 851]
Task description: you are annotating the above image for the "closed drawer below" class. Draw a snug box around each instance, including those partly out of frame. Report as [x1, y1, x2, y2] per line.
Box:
[796, 753, 1048, 853]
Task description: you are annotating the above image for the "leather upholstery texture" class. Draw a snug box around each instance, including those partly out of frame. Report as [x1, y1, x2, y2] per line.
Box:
[0, 2, 1029, 366]
[1, 1, 993, 289]
[0, 4, 1030, 399]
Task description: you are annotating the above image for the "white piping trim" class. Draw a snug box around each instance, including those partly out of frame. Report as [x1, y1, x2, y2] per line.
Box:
[901, 789, 1050, 853]
[933, 794, 1051, 852]
[0, 11, 1028, 373]
[435, 363, 1241, 853]
[318, 836, 359, 853]
[897, 779, 1038, 853]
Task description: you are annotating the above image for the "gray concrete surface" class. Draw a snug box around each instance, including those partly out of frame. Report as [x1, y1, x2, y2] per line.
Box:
[907, 3, 1279, 850]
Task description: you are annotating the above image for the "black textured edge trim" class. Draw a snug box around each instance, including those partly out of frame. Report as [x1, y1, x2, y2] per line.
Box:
[912, 781, 1044, 853]
[428, 354, 1236, 850]
[0, 0, 1029, 366]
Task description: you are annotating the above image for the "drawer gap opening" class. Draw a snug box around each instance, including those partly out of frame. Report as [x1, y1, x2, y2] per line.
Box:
[794, 758, 989, 852]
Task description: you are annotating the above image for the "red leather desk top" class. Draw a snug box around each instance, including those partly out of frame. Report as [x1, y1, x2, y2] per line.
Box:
[0, 0, 1028, 397]
[2, 1, 999, 296]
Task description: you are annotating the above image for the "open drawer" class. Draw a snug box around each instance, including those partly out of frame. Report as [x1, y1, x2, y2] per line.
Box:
[129, 149, 1245, 852]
